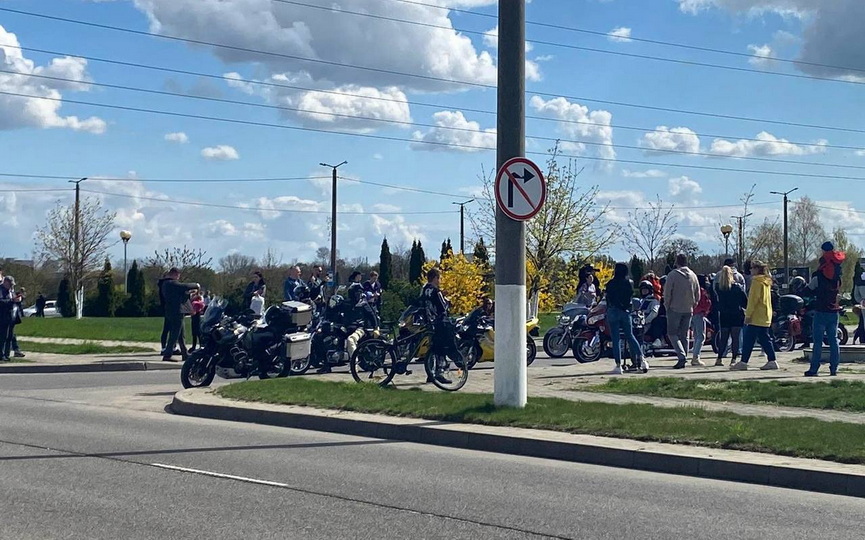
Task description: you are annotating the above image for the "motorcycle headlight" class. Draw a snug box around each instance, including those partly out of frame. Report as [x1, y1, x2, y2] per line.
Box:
[558, 316, 571, 324]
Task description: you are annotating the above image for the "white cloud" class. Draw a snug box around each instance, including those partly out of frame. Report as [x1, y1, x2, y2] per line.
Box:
[373, 203, 401, 213]
[856, 150, 865, 157]
[411, 110, 496, 152]
[607, 27, 632, 43]
[164, 132, 189, 144]
[668, 176, 703, 203]
[622, 169, 667, 178]
[293, 85, 411, 134]
[747, 43, 775, 68]
[529, 95, 616, 169]
[709, 131, 827, 157]
[0, 25, 105, 133]
[640, 126, 701, 155]
[201, 145, 240, 161]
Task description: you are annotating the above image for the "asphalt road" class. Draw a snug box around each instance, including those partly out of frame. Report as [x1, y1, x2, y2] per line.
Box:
[1, 371, 862, 539]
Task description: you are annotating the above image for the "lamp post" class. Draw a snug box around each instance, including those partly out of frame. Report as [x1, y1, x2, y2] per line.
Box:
[120, 230, 132, 293]
[320, 160, 347, 292]
[720, 224, 733, 258]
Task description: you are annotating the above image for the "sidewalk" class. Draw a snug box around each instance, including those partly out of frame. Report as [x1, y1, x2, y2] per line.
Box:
[16, 336, 162, 351]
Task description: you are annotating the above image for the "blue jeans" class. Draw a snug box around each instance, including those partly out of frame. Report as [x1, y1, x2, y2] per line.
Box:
[740, 325, 776, 364]
[809, 311, 840, 374]
[608, 307, 642, 366]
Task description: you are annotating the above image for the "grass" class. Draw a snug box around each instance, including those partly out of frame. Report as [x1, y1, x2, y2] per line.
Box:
[218, 378, 865, 465]
[538, 312, 560, 335]
[16, 340, 153, 355]
[841, 311, 858, 326]
[14, 317, 190, 343]
[587, 378, 865, 412]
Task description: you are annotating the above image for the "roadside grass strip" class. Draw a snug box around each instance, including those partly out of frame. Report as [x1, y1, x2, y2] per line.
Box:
[588, 378, 865, 412]
[14, 317, 190, 343]
[16, 340, 153, 355]
[218, 378, 865, 464]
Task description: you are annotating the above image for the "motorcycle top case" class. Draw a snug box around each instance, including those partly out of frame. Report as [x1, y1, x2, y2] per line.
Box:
[264, 301, 313, 330]
[778, 295, 804, 315]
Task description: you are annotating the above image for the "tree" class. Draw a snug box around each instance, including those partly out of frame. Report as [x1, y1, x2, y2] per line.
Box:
[747, 218, 783, 268]
[35, 197, 116, 293]
[470, 144, 613, 302]
[409, 240, 426, 284]
[147, 246, 213, 272]
[440, 238, 453, 261]
[91, 258, 117, 317]
[790, 196, 827, 266]
[621, 196, 677, 272]
[833, 227, 862, 295]
[422, 254, 485, 315]
[472, 237, 490, 267]
[378, 237, 392, 289]
[629, 255, 646, 285]
[120, 260, 147, 317]
[661, 238, 701, 262]
[219, 253, 257, 276]
[56, 277, 74, 318]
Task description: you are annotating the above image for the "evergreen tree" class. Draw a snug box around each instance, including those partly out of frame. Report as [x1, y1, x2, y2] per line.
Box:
[378, 237, 393, 289]
[93, 258, 118, 317]
[473, 237, 490, 267]
[441, 239, 449, 261]
[410, 241, 426, 284]
[122, 260, 147, 317]
[446, 238, 453, 256]
[57, 277, 74, 318]
[417, 241, 426, 269]
[629, 255, 645, 284]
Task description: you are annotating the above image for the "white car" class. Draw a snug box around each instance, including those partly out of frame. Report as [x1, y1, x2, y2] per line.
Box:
[22, 300, 61, 318]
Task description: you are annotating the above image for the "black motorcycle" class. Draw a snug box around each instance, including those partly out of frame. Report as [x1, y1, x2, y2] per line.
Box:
[180, 299, 312, 389]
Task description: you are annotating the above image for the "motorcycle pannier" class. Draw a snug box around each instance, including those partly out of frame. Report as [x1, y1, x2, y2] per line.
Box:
[265, 301, 313, 330]
[778, 295, 804, 315]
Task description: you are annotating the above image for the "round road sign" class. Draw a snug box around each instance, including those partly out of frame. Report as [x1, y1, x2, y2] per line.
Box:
[494, 157, 546, 221]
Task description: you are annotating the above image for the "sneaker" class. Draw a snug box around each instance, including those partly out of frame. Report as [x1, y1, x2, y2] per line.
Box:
[161, 356, 177, 362]
[651, 339, 663, 347]
[641, 359, 650, 373]
[316, 366, 332, 374]
[759, 361, 779, 371]
[611, 365, 623, 375]
[691, 359, 705, 367]
[714, 360, 724, 367]
[672, 361, 687, 369]
[730, 362, 748, 371]
[804, 371, 818, 377]
[13, 351, 25, 358]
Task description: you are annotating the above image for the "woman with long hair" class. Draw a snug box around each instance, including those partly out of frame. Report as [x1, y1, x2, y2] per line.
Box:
[714, 266, 747, 366]
[575, 272, 597, 307]
[731, 261, 778, 371]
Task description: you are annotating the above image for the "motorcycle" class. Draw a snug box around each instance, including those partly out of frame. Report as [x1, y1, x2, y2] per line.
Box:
[309, 291, 379, 373]
[642, 315, 717, 358]
[772, 295, 849, 352]
[571, 300, 644, 368]
[456, 308, 539, 369]
[180, 299, 312, 389]
[542, 302, 589, 358]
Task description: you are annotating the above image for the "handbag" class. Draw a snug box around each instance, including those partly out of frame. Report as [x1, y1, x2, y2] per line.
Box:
[180, 298, 194, 315]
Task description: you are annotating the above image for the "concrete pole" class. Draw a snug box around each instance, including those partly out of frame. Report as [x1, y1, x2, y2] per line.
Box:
[321, 161, 347, 292]
[494, 0, 527, 408]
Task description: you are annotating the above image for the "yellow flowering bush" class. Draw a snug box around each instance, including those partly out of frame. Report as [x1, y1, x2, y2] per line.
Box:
[422, 253, 487, 316]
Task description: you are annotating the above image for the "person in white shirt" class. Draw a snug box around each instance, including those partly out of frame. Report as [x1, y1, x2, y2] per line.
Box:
[250, 290, 265, 317]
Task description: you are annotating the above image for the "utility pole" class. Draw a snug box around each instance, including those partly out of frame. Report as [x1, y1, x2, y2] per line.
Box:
[730, 212, 753, 267]
[452, 199, 474, 254]
[770, 188, 798, 290]
[69, 177, 87, 293]
[494, 0, 527, 408]
[320, 161, 347, 292]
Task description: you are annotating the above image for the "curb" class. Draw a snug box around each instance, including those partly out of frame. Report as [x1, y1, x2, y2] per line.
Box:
[0, 361, 182, 374]
[171, 389, 865, 499]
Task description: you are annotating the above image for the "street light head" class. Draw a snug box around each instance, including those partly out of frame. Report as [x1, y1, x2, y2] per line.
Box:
[119, 230, 132, 242]
[720, 224, 733, 235]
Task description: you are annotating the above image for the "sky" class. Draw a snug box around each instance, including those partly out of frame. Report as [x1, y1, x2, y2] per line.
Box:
[2, 0, 865, 267]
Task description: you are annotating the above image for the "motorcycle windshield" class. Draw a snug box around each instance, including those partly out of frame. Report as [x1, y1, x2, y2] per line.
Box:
[202, 298, 227, 329]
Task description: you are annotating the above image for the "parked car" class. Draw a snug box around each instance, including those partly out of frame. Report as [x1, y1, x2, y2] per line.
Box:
[22, 300, 61, 318]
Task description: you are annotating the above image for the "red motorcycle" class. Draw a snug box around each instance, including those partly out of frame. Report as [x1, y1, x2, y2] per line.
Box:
[771, 295, 848, 352]
[571, 301, 643, 368]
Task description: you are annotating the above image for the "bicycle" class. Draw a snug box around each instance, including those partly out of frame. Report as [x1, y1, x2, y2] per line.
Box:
[349, 320, 468, 391]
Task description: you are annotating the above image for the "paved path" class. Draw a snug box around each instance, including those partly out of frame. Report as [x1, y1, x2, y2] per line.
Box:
[16, 336, 162, 351]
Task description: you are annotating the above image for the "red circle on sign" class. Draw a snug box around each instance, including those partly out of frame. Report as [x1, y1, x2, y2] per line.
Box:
[494, 157, 546, 221]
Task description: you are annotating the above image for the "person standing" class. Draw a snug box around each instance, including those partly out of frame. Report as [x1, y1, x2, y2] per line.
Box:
[157, 272, 171, 354]
[189, 291, 205, 352]
[690, 275, 712, 366]
[244, 271, 266, 308]
[720, 258, 746, 290]
[307, 265, 324, 302]
[714, 266, 748, 367]
[805, 242, 846, 376]
[283, 266, 303, 301]
[10, 286, 25, 358]
[421, 268, 456, 384]
[160, 268, 200, 362]
[250, 290, 265, 318]
[730, 261, 778, 371]
[363, 271, 383, 311]
[851, 261, 865, 344]
[605, 262, 646, 374]
[0, 276, 22, 362]
[664, 254, 700, 369]
[574, 272, 598, 307]
[35, 292, 46, 318]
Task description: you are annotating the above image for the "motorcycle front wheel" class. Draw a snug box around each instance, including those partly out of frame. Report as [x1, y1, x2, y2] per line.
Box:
[180, 350, 216, 389]
[573, 337, 602, 363]
[542, 327, 570, 358]
[837, 324, 849, 346]
[350, 339, 396, 386]
[425, 350, 469, 391]
[457, 339, 482, 370]
[289, 355, 312, 376]
[526, 337, 537, 366]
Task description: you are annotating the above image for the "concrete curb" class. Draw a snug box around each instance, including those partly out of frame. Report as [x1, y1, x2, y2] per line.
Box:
[172, 388, 865, 499]
[0, 361, 182, 374]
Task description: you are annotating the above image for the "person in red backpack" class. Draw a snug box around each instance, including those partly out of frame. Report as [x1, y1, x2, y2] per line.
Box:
[690, 274, 712, 366]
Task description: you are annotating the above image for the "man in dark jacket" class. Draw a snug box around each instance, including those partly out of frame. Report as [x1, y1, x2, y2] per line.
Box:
[805, 241, 845, 376]
[421, 268, 457, 384]
[606, 262, 646, 374]
[161, 267, 200, 362]
[0, 276, 22, 362]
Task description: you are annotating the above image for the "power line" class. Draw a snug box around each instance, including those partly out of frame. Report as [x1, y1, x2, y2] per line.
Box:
[9, 88, 865, 183]
[385, 0, 865, 77]
[4, 7, 865, 135]
[277, 0, 865, 88]
[10, 69, 862, 171]
[9, 43, 865, 153]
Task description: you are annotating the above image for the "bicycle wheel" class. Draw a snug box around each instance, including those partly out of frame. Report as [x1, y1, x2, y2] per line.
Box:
[350, 339, 397, 386]
[425, 349, 469, 391]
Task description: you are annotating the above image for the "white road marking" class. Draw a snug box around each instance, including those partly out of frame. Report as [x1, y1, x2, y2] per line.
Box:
[150, 462, 289, 488]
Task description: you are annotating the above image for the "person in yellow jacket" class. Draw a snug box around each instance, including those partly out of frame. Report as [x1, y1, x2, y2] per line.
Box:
[730, 261, 778, 371]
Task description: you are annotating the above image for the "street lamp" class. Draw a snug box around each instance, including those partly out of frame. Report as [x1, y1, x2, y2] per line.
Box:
[120, 230, 132, 293]
[720, 224, 733, 257]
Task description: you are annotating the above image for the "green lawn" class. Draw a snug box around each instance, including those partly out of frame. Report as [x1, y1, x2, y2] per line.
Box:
[587, 378, 865, 412]
[218, 378, 865, 464]
[14, 317, 190, 343]
[538, 312, 559, 335]
[841, 311, 858, 326]
[17, 340, 153, 355]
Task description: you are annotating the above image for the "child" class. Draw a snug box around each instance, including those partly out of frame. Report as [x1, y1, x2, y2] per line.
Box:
[250, 290, 265, 317]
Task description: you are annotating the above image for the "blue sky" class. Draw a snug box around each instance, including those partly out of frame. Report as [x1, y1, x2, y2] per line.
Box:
[1, 0, 864, 265]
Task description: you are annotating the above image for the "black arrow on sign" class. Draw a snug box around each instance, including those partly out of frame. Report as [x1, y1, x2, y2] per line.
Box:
[506, 168, 536, 208]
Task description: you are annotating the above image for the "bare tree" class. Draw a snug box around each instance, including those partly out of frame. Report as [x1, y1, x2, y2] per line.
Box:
[219, 253, 257, 276]
[35, 197, 116, 291]
[832, 227, 862, 294]
[620, 195, 677, 272]
[661, 238, 701, 261]
[259, 247, 283, 270]
[469, 144, 613, 299]
[747, 218, 783, 268]
[789, 196, 826, 266]
[147, 246, 213, 272]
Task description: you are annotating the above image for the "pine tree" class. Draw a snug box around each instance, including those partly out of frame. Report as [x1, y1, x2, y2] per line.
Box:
[57, 277, 74, 318]
[473, 237, 490, 267]
[378, 237, 392, 290]
[629, 255, 645, 284]
[93, 258, 118, 317]
[410, 240, 426, 284]
[123, 260, 147, 317]
[441, 239, 449, 261]
[446, 238, 453, 256]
